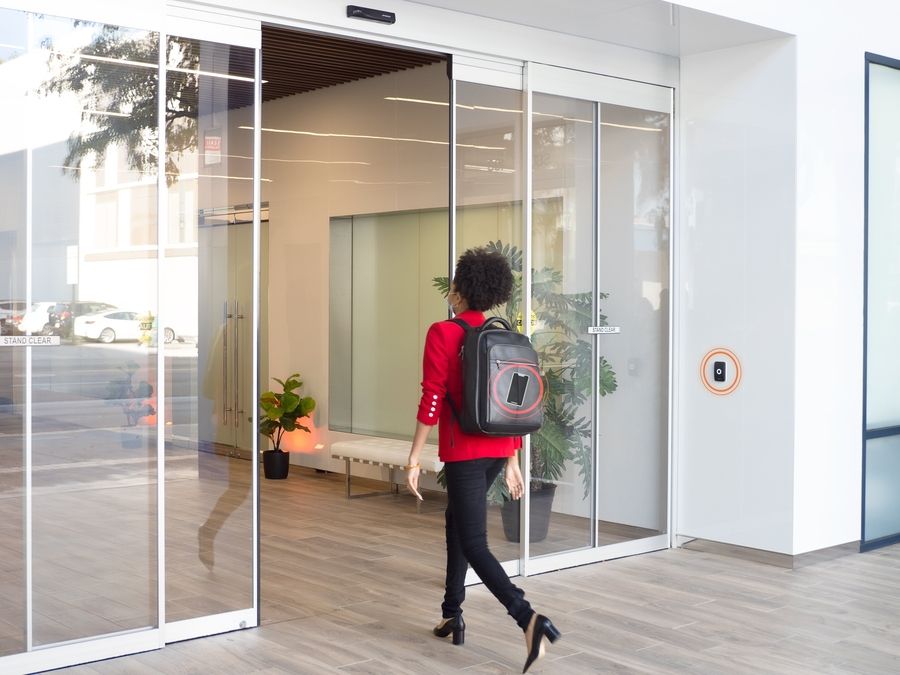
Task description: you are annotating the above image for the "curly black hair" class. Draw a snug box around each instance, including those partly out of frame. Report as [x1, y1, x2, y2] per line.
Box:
[452, 247, 513, 311]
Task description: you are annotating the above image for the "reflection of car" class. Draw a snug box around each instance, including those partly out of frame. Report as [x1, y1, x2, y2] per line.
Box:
[74, 310, 142, 343]
[45, 301, 117, 337]
[0, 300, 27, 334]
[17, 301, 59, 335]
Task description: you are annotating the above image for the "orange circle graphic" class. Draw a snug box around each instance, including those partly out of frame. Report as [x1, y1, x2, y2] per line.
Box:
[700, 348, 742, 396]
[491, 363, 544, 415]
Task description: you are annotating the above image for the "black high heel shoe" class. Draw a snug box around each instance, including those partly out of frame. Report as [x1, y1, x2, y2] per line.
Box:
[433, 616, 465, 645]
[523, 614, 561, 673]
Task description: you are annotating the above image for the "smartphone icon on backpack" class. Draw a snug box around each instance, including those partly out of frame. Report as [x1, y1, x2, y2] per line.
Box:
[506, 372, 529, 407]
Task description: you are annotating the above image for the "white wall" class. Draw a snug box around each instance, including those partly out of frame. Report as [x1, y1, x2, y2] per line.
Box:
[678, 37, 797, 553]
[674, 0, 898, 553]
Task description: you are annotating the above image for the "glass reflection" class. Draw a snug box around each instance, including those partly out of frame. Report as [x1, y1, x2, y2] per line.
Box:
[164, 36, 255, 622]
[28, 14, 160, 645]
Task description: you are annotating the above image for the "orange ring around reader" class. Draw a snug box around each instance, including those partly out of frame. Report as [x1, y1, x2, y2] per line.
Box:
[491, 363, 544, 415]
[700, 348, 742, 396]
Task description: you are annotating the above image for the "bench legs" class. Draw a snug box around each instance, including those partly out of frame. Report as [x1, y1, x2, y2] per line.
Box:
[344, 458, 402, 501]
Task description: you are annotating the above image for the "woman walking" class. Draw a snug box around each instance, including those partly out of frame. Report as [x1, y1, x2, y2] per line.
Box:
[406, 247, 561, 673]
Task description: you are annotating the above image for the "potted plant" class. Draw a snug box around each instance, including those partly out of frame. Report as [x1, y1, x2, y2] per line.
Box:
[106, 360, 156, 448]
[434, 241, 617, 541]
[257, 373, 316, 479]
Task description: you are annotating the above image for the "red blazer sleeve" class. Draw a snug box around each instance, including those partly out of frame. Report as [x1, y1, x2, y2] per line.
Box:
[417, 322, 448, 425]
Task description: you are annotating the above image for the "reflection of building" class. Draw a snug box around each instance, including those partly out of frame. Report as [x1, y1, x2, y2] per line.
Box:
[2, 1, 900, 671]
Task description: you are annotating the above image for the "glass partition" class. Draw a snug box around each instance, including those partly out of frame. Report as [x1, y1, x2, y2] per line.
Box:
[863, 56, 900, 549]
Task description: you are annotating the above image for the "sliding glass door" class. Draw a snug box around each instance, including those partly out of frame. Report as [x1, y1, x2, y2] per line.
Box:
[0, 6, 261, 671]
[525, 64, 672, 572]
[162, 30, 260, 640]
[450, 61, 672, 577]
[452, 63, 527, 580]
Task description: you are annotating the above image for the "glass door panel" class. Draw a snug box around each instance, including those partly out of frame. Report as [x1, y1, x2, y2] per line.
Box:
[529, 92, 597, 557]
[595, 103, 670, 547]
[527, 65, 671, 566]
[28, 14, 161, 645]
[454, 81, 525, 567]
[163, 36, 257, 627]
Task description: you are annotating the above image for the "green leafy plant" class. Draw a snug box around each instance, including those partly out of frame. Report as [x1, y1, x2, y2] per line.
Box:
[106, 360, 156, 427]
[257, 373, 316, 451]
[434, 241, 617, 503]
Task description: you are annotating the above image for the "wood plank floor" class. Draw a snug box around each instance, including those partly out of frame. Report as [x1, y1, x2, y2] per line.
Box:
[46, 464, 900, 674]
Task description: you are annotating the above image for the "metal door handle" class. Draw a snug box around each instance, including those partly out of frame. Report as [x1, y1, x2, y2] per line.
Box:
[223, 301, 233, 424]
[234, 301, 243, 427]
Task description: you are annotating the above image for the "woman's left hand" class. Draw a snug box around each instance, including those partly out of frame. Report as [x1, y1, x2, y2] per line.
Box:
[505, 460, 525, 501]
[406, 465, 423, 501]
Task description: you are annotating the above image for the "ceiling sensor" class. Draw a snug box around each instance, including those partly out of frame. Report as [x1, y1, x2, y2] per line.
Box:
[346, 5, 396, 24]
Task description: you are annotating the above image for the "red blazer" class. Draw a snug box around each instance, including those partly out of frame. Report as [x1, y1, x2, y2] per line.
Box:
[417, 309, 521, 462]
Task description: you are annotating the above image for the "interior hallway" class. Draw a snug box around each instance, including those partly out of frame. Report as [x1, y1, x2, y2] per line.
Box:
[51, 466, 900, 674]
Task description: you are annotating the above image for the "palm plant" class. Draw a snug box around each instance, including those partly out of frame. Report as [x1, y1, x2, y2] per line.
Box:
[433, 241, 617, 503]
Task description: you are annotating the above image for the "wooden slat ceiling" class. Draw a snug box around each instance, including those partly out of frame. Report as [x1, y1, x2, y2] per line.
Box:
[260, 25, 446, 102]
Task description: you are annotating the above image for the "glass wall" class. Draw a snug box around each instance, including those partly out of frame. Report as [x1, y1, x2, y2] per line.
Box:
[329, 211, 447, 439]
[863, 56, 900, 549]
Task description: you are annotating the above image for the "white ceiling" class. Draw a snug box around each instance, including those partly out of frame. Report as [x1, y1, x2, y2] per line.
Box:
[406, 0, 788, 56]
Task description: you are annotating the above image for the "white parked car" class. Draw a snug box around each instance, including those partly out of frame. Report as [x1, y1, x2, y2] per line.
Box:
[74, 310, 142, 343]
[17, 301, 58, 334]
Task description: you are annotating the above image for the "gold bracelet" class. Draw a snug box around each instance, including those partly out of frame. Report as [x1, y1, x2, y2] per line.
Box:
[403, 464, 420, 470]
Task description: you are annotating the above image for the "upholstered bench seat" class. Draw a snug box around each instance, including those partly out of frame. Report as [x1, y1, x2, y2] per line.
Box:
[331, 437, 442, 509]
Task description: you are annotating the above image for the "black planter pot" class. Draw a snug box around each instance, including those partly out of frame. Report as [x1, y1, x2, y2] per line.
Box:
[262, 449, 290, 479]
[500, 482, 556, 542]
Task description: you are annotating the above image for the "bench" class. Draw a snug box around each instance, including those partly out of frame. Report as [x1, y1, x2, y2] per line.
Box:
[331, 437, 442, 510]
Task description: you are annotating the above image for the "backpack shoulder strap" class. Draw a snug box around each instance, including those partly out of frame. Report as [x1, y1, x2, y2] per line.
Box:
[449, 317, 471, 331]
[444, 318, 471, 424]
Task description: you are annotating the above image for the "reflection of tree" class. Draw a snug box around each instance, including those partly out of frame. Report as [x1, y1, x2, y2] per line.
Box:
[40, 27, 199, 184]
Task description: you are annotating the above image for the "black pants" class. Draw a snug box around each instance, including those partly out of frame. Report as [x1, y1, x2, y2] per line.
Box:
[441, 457, 534, 631]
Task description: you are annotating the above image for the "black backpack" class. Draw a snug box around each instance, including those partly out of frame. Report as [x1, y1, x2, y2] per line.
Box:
[446, 316, 543, 436]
